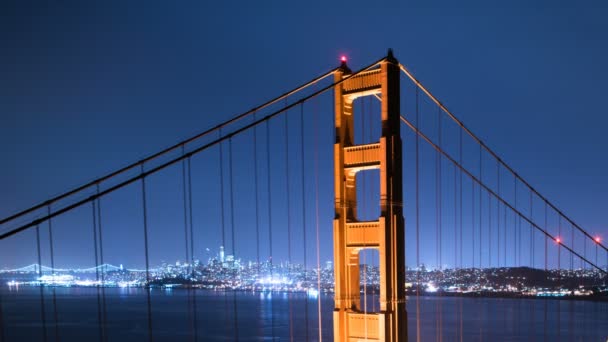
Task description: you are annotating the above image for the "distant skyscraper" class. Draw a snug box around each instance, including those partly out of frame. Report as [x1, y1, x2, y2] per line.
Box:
[219, 246, 225, 263]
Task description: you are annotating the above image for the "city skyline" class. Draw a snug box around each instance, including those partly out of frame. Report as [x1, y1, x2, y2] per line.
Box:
[2, 1, 608, 283]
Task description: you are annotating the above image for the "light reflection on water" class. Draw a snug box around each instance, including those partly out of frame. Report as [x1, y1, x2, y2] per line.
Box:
[1, 286, 607, 341]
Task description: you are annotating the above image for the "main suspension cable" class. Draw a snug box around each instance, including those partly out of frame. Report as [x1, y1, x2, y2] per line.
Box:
[2, 56, 387, 242]
[400, 115, 607, 274]
[398, 64, 607, 254]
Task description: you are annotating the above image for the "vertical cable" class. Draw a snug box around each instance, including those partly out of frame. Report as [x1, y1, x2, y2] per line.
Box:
[253, 113, 261, 278]
[47, 205, 59, 342]
[36, 224, 48, 342]
[415, 86, 421, 342]
[458, 121, 463, 342]
[530, 192, 534, 268]
[140, 165, 153, 342]
[0, 269, 3, 342]
[557, 216, 562, 340]
[218, 130, 230, 336]
[181, 145, 191, 275]
[181, 145, 194, 342]
[361, 97, 368, 332]
[370, 96, 376, 314]
[497, 162, 500, 268]
[472, 174, 476, 269]
[284, 105, 294, 341]
[299, 103, 309, 341]
[96, 184, 108, 342]
[228, 138, 240, 341]
[438, 107, 443, 342]
[454, 166, 457, 270]
[186, 157, 198, 342]
[486, 159, 492, 269]
[479, 144, 482, 270]
[514, 178, 518, 266]
[219, 130, 227, 256]
[543, 202, 548, 340]
[504, 203, 507, 268]
[92, 199, 103, 342]
[266, 119, 276, 339]
[313, 93, 323, 342]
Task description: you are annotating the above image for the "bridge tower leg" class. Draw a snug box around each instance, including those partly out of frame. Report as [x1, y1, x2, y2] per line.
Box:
[333, 51, 406, 342]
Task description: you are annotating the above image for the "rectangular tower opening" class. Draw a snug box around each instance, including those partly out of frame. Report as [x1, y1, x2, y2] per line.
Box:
[356, 169, 380, 222]
[359, 248, 381, 313]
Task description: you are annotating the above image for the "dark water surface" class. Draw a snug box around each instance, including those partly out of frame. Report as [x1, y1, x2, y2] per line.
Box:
[1, 286, 607, 341]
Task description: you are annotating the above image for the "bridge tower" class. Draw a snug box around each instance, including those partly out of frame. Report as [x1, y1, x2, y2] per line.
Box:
[333, 51, 406, 342]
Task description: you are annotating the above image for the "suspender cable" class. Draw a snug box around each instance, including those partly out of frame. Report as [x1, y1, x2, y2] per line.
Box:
[459, 128, 463, 270]
[415, 85, 421, 342]
[253, 113, 261, 278]
[266, 119, 276, 339]
[299, 102, 309, 341]
[313, 88, 323, 342]
[434, 105, 441, 342]
[545, 202, 549, 274]
[96, 184, 108, 342]
[437, 107, 443, 342]
[570, 224, 574, 272]
[0, 65, 341, 227]
[181, 145, 195, 342]
[370, 96, 376, 313]
[458, 122, 463, 342]
[181, 145, 191, 277]
[504, 200, 507, 268]
[228, 138, 240, 341]
[0, 275, 3, 342]
[513, 178, 516, 267]
[360, 97, 368, 333]
[186, 156, 198, 342]
[489, 181, 492, 268]
[454, 166, 457, 270]
[472, 169, 476, 269]
[530, 192, 534, 269]
[92, 199, 103, 342]
[47, 205, 59, 342]
[218, 130, 230, 336]
[497, 162, 500, 268]
[140, 165, 153, 342]
[543, 201, 548, 342]
[3, 57, 389, 244]
[557, 216, 562, 338]
[398, 64, 608, 256]
[36, 224, 48, 342]
[180, 146, 194, 342]
[219, 130, 227, 254]
[399, 115, 607, 273]
[284, 104, 294, 341]
[479, 144, 482, 270]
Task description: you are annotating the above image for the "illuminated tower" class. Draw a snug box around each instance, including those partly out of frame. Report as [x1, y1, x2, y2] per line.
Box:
[219, 246, 225, 263]
[333, 51, 407, 341]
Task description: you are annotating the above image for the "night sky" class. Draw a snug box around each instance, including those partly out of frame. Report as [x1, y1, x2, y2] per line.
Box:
[1, 1, 607, 270]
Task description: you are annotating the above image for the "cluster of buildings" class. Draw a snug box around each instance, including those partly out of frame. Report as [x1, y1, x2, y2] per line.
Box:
[2, 247, 607, 299]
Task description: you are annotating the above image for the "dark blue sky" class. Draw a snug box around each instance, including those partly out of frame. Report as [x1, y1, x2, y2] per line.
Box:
[1, 1, 607, 270]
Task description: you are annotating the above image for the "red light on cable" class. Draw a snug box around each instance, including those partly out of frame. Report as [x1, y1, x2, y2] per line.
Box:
[555, 237, 561, 244]
[595, 237, 601, 244]
[340, 56, 347, 63]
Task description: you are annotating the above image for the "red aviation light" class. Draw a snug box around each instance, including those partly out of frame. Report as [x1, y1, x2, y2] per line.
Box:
[340, 55, 347, 63]
[555, 237, 561, 244]
[595, 236, 601, 244]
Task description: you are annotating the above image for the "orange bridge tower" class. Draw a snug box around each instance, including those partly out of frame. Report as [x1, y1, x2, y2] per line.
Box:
[332, 50, 407, 342]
